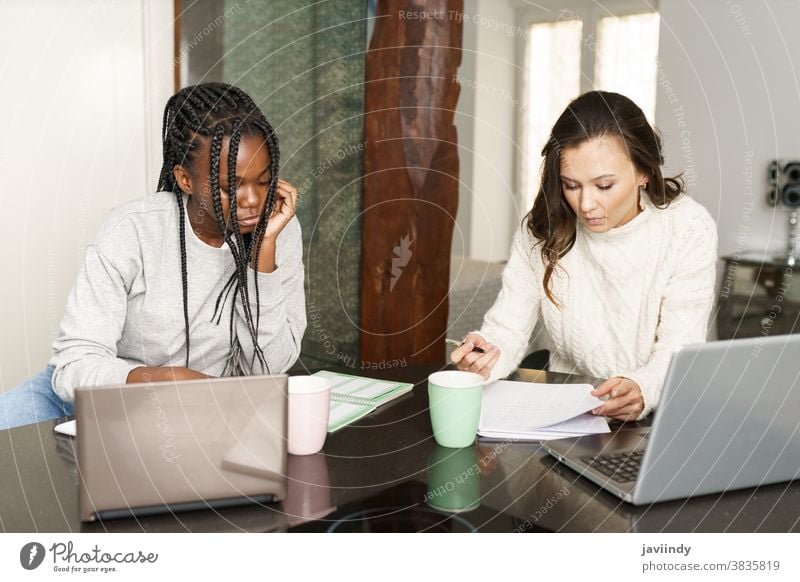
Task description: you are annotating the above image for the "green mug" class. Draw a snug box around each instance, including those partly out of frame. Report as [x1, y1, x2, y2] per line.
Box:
[428, 371, 484, 448]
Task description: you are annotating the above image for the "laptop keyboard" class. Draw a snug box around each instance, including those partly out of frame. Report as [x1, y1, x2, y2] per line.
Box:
[582, 450, 644, 483]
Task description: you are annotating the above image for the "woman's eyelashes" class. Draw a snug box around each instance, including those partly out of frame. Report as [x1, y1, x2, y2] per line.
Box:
[219, 183, 240, 196]
[561, 181, 614, 191]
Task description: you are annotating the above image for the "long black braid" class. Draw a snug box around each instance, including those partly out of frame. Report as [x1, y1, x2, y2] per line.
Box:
[156, 82, 281, 375]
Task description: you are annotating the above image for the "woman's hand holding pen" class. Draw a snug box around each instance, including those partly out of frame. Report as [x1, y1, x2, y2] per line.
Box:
[450, 333, 501, 380]
[591, 377, 644, 421]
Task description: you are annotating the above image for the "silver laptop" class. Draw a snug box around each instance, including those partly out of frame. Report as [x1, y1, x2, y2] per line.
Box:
[76, 374, 288, 521]
[543, 333, 800, 505]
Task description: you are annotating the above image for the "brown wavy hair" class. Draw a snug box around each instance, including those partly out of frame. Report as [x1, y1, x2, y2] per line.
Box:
[525, 91, 684, 306]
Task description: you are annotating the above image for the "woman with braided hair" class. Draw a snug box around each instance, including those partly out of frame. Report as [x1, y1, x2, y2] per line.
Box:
[0, 83, 306, 429]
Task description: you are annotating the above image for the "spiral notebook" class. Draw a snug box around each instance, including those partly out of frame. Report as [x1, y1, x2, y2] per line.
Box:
[313, 370, 414, 433]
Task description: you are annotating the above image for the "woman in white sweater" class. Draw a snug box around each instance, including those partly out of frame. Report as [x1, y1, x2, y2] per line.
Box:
[451, 91, 718, 421]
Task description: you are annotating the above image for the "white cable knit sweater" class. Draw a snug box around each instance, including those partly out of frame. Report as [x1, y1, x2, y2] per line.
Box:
[477, 193, 718, 420]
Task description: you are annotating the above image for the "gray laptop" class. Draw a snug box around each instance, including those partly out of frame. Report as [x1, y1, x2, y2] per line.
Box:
[543, 333, 800, 505]
[76, 374, 288, 522]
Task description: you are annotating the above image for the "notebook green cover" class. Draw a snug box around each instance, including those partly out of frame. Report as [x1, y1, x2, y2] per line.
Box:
[313, 370, 414, 433]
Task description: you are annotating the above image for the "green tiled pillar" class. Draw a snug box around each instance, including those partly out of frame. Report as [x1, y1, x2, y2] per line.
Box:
[224, 0, 366, 369]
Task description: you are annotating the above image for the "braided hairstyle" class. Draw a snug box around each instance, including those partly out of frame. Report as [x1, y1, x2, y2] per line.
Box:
[156, 82, 281, 375]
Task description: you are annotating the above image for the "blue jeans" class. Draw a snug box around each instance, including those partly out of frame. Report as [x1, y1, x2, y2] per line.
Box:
[0, 366, 73, 431]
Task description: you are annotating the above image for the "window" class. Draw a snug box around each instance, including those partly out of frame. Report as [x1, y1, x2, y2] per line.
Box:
[594, 12, 660, 122]
[518, 1, 660, 212]
[522, 20, 582, 211]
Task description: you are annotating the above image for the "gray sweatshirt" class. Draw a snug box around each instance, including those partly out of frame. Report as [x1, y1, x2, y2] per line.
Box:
[50, 192, 306, 401]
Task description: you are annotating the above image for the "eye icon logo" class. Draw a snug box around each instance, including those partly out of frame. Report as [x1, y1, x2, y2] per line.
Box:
[20, 542, 46, 570]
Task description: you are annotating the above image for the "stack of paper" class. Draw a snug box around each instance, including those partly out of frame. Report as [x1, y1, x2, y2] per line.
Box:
[478, 380, 610, 440]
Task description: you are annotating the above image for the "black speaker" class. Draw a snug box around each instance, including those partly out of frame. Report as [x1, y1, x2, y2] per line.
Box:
[768, 160, 780, 185]
[767, 159, 800, 207]
[767, 187, 779, 206]
[783, 184, 800, 207]
[784, 162, 800, 183]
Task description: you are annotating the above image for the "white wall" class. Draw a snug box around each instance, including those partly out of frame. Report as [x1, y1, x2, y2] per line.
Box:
[656, 0, 800, 258]
[0, 0, 174, 391]
[456, 0, 519, 262]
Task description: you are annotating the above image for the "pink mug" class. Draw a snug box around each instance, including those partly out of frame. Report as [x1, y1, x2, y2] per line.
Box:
[287, 376, 331, 455]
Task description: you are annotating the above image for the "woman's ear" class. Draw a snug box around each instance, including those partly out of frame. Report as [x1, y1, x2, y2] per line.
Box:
[173, 165, 193, 195]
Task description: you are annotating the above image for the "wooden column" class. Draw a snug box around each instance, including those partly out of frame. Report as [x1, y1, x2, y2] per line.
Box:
[360, 0, 463, 364]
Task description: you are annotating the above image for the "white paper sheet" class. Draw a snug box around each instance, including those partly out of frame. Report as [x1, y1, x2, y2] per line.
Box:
[478, 413, 610, 441]
[478, 381, 609, 439]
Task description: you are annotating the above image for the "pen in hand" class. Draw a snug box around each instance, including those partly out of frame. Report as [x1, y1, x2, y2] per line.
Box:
[445, 338, 486, 354]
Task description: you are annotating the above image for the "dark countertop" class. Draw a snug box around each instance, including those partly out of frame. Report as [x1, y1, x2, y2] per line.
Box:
[1, 364, 798, 532]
